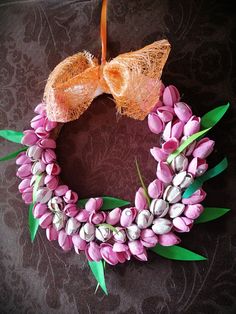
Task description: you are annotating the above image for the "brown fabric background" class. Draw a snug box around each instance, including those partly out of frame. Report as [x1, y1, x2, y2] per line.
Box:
[0, 0, 236, 313]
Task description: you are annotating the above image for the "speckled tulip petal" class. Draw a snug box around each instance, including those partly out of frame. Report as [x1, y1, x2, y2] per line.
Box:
[195, 207, 230, 224]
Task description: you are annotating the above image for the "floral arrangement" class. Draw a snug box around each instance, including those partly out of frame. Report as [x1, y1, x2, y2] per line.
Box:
[0, 0, 230, 295]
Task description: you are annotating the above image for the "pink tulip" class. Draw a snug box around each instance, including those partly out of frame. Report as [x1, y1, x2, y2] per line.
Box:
[72, 234, 87, 253]
[34, 103, 46, 115]
[192, 137, 215, 159]
[135, 187, 148, 210]
[156, 106, 174, 122]
[22, 187, 33, 204]
[30, 114, 45, 129]
[33, 203, 47, 218]
[182, 188, 206, 205]
[100, 243, 119, 265]
[35, 187, 52, 204]
[188, 157, 208, 177]
[63, 190, 78, 204]
[46, 163, 61, 176]
[120, 207, 137, 227]
[44, 175, 59, 190]
[162, 85, 180, 107]
[44, 118, 57, 132]
[184, 204, 204, 219]
[54, 185, 69, 196]
[16, 163, 32, 179]
[180, 136, 196, 156]
[134, 247, 148, 261]
[41, 149, 56, 164]
[46, 225, 59, 241]
[58, 230, 73, 251]
[89, 211, 106, 224]
[128, 240, 144, 255]
[31, 160, 46, 175]
[38, 138, 56, 149]
[113, 227, 126, 243]
[140, 229, 158, 248]
[150, 147, 168, 162]
[76, 210, 90, 222]
[163, 119, 184, 141]
[183, 116, 201, 136]
[85, 197, 103, 212]
[158, 232, 181, 246]
[27, 145, 43, 161]
[148, 179, 164, 198]
[85, 242, 102, 261]
[174, 102, 192, 122]
[21, 130, 38, 146]
[106, 207, 121, 225]
[16, 152, 31, 165]
[64, 204, 79, 217]
[35, 127, 49, 139]
[39, 212, 53, 229]
[162, 137, 179, 154]
[173, 216, 193, 233]
[113, 243, 131, 263]
[156, 161, 173, 184]
[148, 113, 164, 134]
[18, 178, 31, 193]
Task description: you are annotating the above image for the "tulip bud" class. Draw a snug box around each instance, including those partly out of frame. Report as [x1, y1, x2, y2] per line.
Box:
[53, 211, 67, 231]
[72, 234, 87, 253]
[163, 185, 182, 204]
[188, 157, 208, 177]
[75, 210, 90, 222]
[89, 211, 106, 225]
[21, 130, 38, 146]
[156, 161, 173, 184]
[148, 179, 164, 198]
[41, 149, 56, 164]
[46, 163, 61, 176]
[120, 207, 137, 227]
[30, 174, 45, 190]
[184, 204, 204, 219]
[128, 240, 144, 255]
[113, 227, 126, 243]
[113, 243, 131, 263]
[85, 241, 102, 261]
[158, 232, 181, 246]
[169, 203, 185, 218]
[174, 102, 192, 122]
[134, 248, 148, 261]
[162, 137, 179, 154]
[44, 175, 59, 190]
[173, 216, 193, 232]
[184, 116, 201, 136]
[182, 188, 206, 205]
[22, 187, 33, 204]
[54, 185, 69, 196]
[35, 187, 52, 203]
[16, 152, 31, 165]
[35, 127, 49, 139]
[171, 154, 188, 172]
[192, 137, 215, 159]
[136, 210, 153, 229]
[85, 197, 103, 212]
[150, 147, 168, 162]
[16, 163, 32, 179]
[156, 106, 174, 122]
[65, 217, 81, 235]
[152, 218, 172, 235]
[95, 225, 112, 242]
[18, 178, 31, 193]
[126, 224, 141, 241]
[31, 160, 46, 175]
[106, 207, 121, 225]
[44, 118, 57, 132]
[150, 199, 169, 217]
[140, 229, 158, 248]
[34, 103, 46, 115]
[135, 187, 148, 210]
[63, 204, 78, 217]
[39, 212, 53, 229]
[46, 225, 59, 241]
[48, 196, 64, 212]
[180, 136, 196, 156]
[162, 85, 180, 107]
[63, 190, 78, 204]
[79, 223, 95, 242]
[38, 138, 56, 149]
[33, 203, 47, 218]
[30, 114, 45, 129]
[163, 120, 184, 141]
[27, 145, 43, 161]
[172, 171, 193, 189]
[100, 243, 119, 265]
[148, 113, 164, 134]
[58, 230, 72, 251]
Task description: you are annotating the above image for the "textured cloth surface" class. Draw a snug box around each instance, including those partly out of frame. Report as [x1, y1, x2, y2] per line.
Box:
[0, 0, 236, 313]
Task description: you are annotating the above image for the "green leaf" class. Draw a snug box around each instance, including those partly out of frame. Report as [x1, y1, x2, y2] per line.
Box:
[78, 196, 130, 210]
[151, 244, 207, 261]
[28, 174, 42, 242]
[0, 130, 24, 144]
[201, 103, 230, 129]
[182, 157, 228, 199]
[195, 207, 230, 224]
[135, 158, 151, 205]
[0, 147, 27, 162]
[88, 260, 108, 295]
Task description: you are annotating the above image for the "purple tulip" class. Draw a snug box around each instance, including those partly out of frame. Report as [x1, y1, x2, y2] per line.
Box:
[89, 211, 106, 224]
[46, 225, 59, 241]
[21, 130, 38, 146]
[58, 230, 73, 251]
[148, 113, 164, 134]
[173, 216, 193, 233]
[64, 204, 79, 218]
[44, 175, 59, 190]
[174, 102, 192, 122]
[156, 161, 173, 184]
[18, 178, 31, 193]
[54, 185, 69, 197]
[39, 212, 53, 229]
[158, 232, 181, 246]
[140, 229, 158, 248]
[182, 188, 206, 205]
[192, 137, 215, 159]
[162, 137, 179, 154]
[30, 114, 45, 129]
[72, 234, 87, 253]
[16, 152, 31, 165]
[75, 210, 90, 222]
[85, 242, 102, 261]
[38, 138, 56, 149]
[16, 163, 32, 179]
[156, 106, 174, 122]
[85, 197, 103, 212]
[128, 240, 144, 255]
[120, 207, 137, 227]
[33, 203, 47, 218]
[148, 179, 164, 198]
[35, 127, 49, 139]
[22, 187, 33, 204]
[188, 157, 208, 177]
[184, 204, 204, 219]
[41, 149, 56, 164]
[106, 207, 121, 225]
[135, 187, 148, 211]
[63, 190, 78, 204]
[100, 243, 119, 265]
[162, 85, 180, 107]
[183, 116, 201, 136]
[150, 147, 168, 162]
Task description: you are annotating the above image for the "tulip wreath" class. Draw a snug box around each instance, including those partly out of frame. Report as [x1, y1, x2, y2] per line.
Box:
[0, 0, 231, 295]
